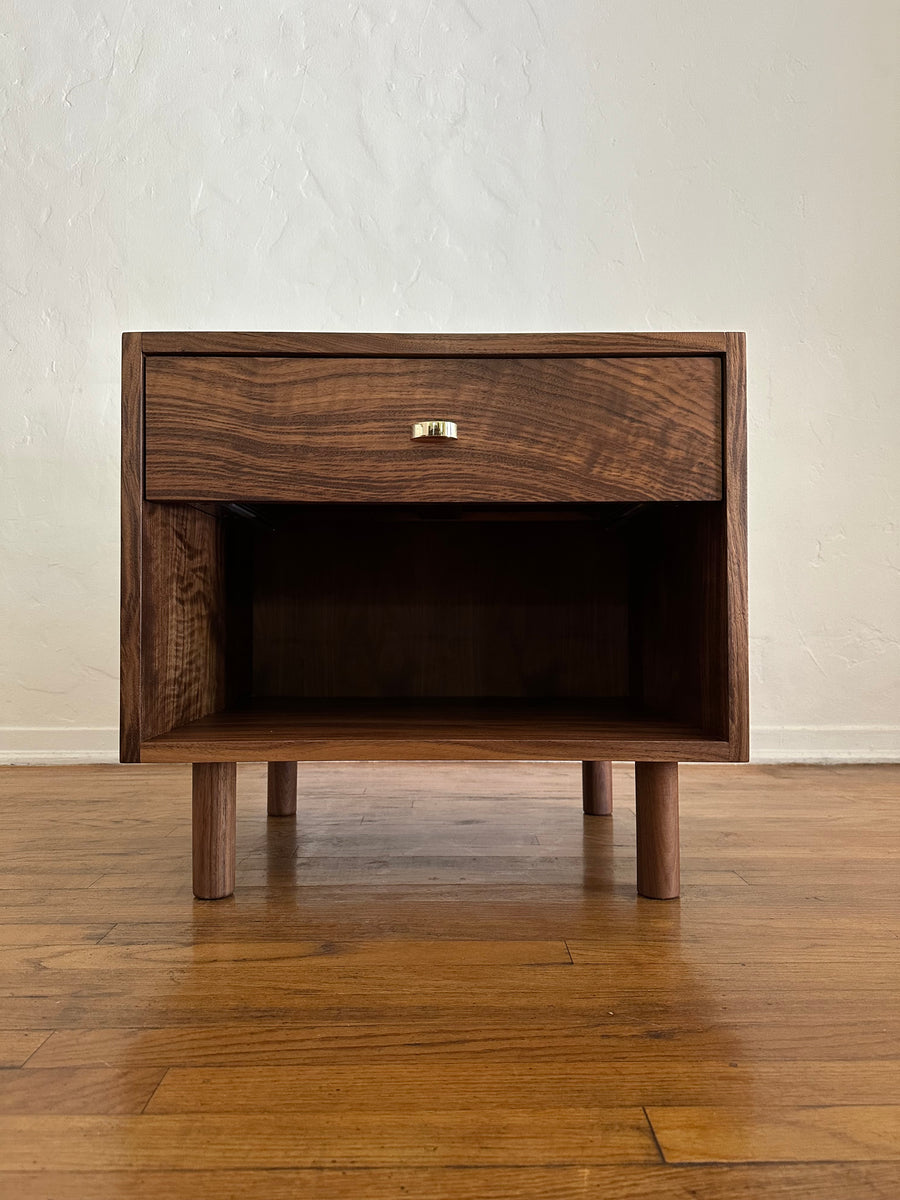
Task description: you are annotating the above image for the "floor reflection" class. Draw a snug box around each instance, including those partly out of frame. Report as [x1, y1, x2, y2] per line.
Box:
[113, 762, 756, 1184]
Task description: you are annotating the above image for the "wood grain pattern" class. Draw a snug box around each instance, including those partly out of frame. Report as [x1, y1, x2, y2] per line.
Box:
[6, 1164, 900, 1200]
[0, 940, 571, 973]
[582, 761, 613, 815]
[7, 971, 900, 1032]
[140, 506, 228, 742]
[647, 1105, 900, 1163]
[0, 1031, 50, 1069]
[0, 1110, 658, 1169]
[122, 332, 747, 769]
[8, 934, 900, 977]
[250, 515, 630, 701]
[139, 331, 730, 356]
[121, 341, 235, 752]
[2, 761, 900, 1189]
[143, 355, 723, 503]
[266, 762, 297, 817]
[632, 503, 728, 739]
[23, 1014, 900, 1059]
[0, 924, 113, 944]
[724, 332, 750, 759]
[0, 1068, 165, 1115]
[635, 762, 680, 899]
[119, 333, 144, 762]
[191, 763, 236, 900]
[142, 1059, 900, 1114]
[122, 331, 748, 904]
[139, 701, 728, 763]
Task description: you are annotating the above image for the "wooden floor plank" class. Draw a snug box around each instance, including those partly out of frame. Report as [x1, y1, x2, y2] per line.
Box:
[0, 938, 572, 970]
[648, 1104, 900, 1162]
[144, 1060, 900, 1113]
[27, 1021, 900, 1068]
[4, 964, 899, 1023]
[4, 1164, 900, 1200]
[2, 1163, 897, 1200]
[0, 1068, 165, 1114]
[0, 874, 105, 890]
[0, 924, 114, 946]
[4, 908, 900, 959]
[0, 1110, 658, 1169]
[0, 1030, 51, 1069]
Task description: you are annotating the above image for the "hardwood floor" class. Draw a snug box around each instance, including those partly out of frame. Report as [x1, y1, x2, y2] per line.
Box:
[0, 761, 898, 1198]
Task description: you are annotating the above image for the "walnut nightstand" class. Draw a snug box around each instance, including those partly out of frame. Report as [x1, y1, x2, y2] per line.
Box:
[121, 332, 747, 900]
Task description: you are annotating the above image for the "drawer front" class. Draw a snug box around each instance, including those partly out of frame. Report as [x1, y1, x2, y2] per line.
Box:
[144, 355, 722, 503]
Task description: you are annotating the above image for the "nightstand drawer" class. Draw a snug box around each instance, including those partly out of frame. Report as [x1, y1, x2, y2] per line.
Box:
[143, 354, 722, 503]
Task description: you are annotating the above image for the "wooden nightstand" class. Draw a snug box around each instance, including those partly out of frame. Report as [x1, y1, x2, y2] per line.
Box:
[121, 332, 747, 901]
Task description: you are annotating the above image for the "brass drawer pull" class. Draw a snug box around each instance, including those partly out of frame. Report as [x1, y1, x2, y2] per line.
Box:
[412, 420, 457, 440]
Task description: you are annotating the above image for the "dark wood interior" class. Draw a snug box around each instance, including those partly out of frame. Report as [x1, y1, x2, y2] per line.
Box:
[249, 505, 632, 701]
[135, 499, 730, 758]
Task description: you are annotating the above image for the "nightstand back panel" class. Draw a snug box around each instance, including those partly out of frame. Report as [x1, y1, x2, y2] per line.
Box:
[250, 514, 631, 700]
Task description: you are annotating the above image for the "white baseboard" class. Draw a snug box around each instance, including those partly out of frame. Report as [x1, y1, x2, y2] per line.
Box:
[750, 726, 900, 764]
[2, 725, 899, 766]
[0, 727, 119, 764]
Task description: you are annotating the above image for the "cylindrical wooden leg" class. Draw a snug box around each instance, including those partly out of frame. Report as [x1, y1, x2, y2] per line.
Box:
[192, 762, 236, 900]
[635, 762, 680, 900]
[582, 761, 613, 815]
[267, 761, 298, 817]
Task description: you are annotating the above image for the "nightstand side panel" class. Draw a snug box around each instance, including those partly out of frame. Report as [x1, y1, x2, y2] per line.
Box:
[120, 333, 144, 763]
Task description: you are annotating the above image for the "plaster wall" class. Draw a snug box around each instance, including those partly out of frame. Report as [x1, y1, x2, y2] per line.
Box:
[1, 0, 898, 761]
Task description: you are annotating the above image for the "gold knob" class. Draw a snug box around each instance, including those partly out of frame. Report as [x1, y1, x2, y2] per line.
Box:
[411, 420, 457, 440]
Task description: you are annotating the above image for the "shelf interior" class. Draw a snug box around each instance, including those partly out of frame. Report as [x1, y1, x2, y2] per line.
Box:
[140, 697, 728, 762]
[137, 500, 731, 760]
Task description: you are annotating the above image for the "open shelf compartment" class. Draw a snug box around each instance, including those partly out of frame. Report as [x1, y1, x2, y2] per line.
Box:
[135, 502, 733, 762]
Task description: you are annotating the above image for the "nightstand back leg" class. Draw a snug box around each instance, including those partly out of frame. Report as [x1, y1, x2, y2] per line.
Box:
[267, 761, 298, 817]
[635, 762, 680, 899]
[582, 760, 613, 815]
[192, 762, 237, 899]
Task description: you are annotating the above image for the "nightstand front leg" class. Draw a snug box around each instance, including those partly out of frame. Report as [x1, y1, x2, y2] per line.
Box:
[267, 761, 298, 817]
[192, 762, 237, 900]
[635, 762, 680, 899]
[582, 760, 613, 815]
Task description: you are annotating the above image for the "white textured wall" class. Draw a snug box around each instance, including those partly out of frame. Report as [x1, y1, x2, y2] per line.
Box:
[1, 0, 898, 762]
